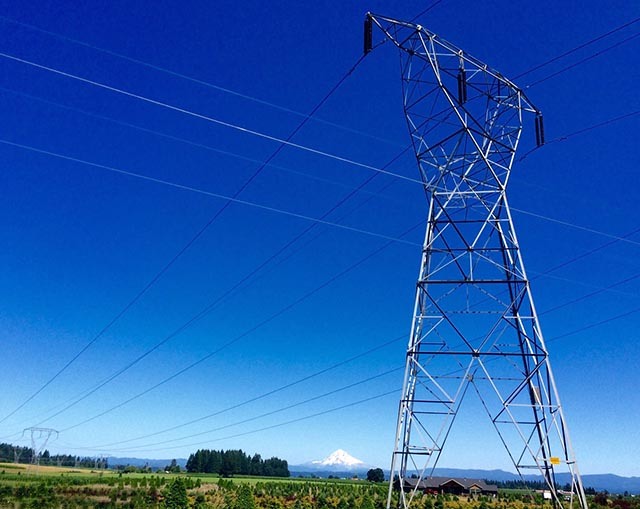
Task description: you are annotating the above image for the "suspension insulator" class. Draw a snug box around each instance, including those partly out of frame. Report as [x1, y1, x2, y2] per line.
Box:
[535, 113, 545, 147]
[364, 16, 373, 55]
[457, 68, 467, 104]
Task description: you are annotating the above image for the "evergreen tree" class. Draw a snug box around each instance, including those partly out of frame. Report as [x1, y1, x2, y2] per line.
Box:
[235, 484, 256, 509]
[164, 477, 188, 509]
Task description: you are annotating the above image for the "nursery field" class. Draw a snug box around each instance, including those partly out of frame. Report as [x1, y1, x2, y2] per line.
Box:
[0, 464, 625, 509]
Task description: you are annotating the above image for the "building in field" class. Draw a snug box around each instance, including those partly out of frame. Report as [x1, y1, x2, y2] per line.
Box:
[397, 477, 499, 497]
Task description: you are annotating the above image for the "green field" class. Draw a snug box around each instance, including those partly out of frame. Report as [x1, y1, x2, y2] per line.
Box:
[0, 463, 626, 509]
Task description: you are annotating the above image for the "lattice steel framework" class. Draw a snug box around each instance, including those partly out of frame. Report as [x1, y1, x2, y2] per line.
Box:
[364, 14, 587, 509]
[23, 426, 58, 469]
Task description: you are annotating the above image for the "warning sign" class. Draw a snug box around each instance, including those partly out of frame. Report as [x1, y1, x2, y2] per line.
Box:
[550, 457, 561, 465]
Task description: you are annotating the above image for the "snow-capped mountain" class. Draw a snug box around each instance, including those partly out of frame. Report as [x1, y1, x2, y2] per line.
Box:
[311, 449, 365, 468]
[292, 449, 372, 474]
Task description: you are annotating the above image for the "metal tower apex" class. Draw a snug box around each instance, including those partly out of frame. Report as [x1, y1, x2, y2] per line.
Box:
[365, 13, 545, 193]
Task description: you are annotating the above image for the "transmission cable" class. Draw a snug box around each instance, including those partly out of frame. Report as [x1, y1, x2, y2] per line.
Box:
[540, 271, 640, 317]
[41, 220, 422, 430]
[77, 255, 640, 448]
[410, 0, 445, 22]
[94, 366, 404, 452]
[514, 16, 640, 79]
[0, 51, 375, 424]
[544, 110, 640, 145]
[3, 140, 415, 424]
[102, 389, 400, 454]
[0, 15, 402, 148]
[517, 110, 640, 163]
[4, 5, 636, 440]
[0, 51, 424, 185]
[0, 85, 399, 201]
[60, 225, 640, 446]
[83, 294, 640, 454]
[89, 333, 406, 448]
[526, 30, 640, 88]
[511, 207, 640, 248]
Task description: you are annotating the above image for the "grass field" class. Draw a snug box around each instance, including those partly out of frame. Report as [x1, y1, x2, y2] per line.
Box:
[0, 463, 619, 509]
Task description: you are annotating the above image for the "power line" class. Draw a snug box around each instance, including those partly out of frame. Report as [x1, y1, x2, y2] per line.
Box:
[0, 52, 376, 424]
[511, 207, 640, 247]
[89, 334, 406, 448]
[535, 225, 640, 276]
[540, 271, 640, 316]
[514, 16, 640, 79]
[77, 260, 640, 450]
[517, 110, 640, 163]
[526, 30, 640, 88]
[0, 15, 403, 148]
[59, 226, 640, 449]
[96, 389, 400, 454]
[531, 270, 636, 298]
[74, 294, 640, 455]
[95, 366, 404, 452]
[545, 110, 640, 144]
[40, 220, 422, 430]
[18, 172, 409, 432]
[0, 99, 628, 433]
[410, 0, 445, 22]
[0, 85, 404, 201]
[0, 51, 424, 185]
[0, 139, 419, 247]
[549, 304, 640, 342]
[3, 6, 636, 451]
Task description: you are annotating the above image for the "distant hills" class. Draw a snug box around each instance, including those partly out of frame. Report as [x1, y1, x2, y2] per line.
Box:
[107, 456, 187, 470]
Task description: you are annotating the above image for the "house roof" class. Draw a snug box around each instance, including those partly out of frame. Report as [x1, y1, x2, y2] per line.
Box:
[401, 477, 498, 492]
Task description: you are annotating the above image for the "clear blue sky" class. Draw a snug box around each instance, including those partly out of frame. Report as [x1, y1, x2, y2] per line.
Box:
[0, 0, 638, 476]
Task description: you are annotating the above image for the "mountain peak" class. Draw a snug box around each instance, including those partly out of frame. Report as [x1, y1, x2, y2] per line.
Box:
[312, 449, 365, 467]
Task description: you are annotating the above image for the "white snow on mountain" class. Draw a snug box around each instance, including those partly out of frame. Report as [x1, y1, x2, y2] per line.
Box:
[311, 449, 365, 467]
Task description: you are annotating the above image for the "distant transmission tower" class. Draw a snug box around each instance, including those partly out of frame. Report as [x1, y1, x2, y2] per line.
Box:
[23, 427, 58, 470]
[364, 14, 587, 509]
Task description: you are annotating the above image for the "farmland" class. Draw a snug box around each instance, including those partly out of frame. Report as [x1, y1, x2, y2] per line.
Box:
[0, 462, 629, 509]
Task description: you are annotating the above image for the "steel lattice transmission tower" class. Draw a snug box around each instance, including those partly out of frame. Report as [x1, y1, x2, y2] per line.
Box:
[364, 14, 588, 509]
[23, 427, 58, 469]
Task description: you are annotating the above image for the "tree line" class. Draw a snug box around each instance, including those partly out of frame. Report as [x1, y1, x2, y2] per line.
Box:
[185, 449, 289, 477]
[0, 442, 108, 469]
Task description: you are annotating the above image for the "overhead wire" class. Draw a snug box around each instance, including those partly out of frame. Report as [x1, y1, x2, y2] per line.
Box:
[87, 334, 406, 448]
[525, 30, 640, 88]
[0, 15, 403, 148]
[540, 271, 640, 317]
[0, 49, 386, 425]
[60, 224, 640, 450]
[544, 110, 640, 145]
[514, 16, 640, 79]
[511, 207, 640, 248]
[3, 2, 638, 449]
[64, 389, 401, 455]
[0, 51, 424, 185]
[0, 85, 401, 199]
[0, 89, 625, 430]
[516, 110, 640, 163]
[74, 294, 640, 456]
[45, 218, 422, 431]
[62, 12, 639, 455]
[0, 140, 418, 416]
[93, 366, 404, 453]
